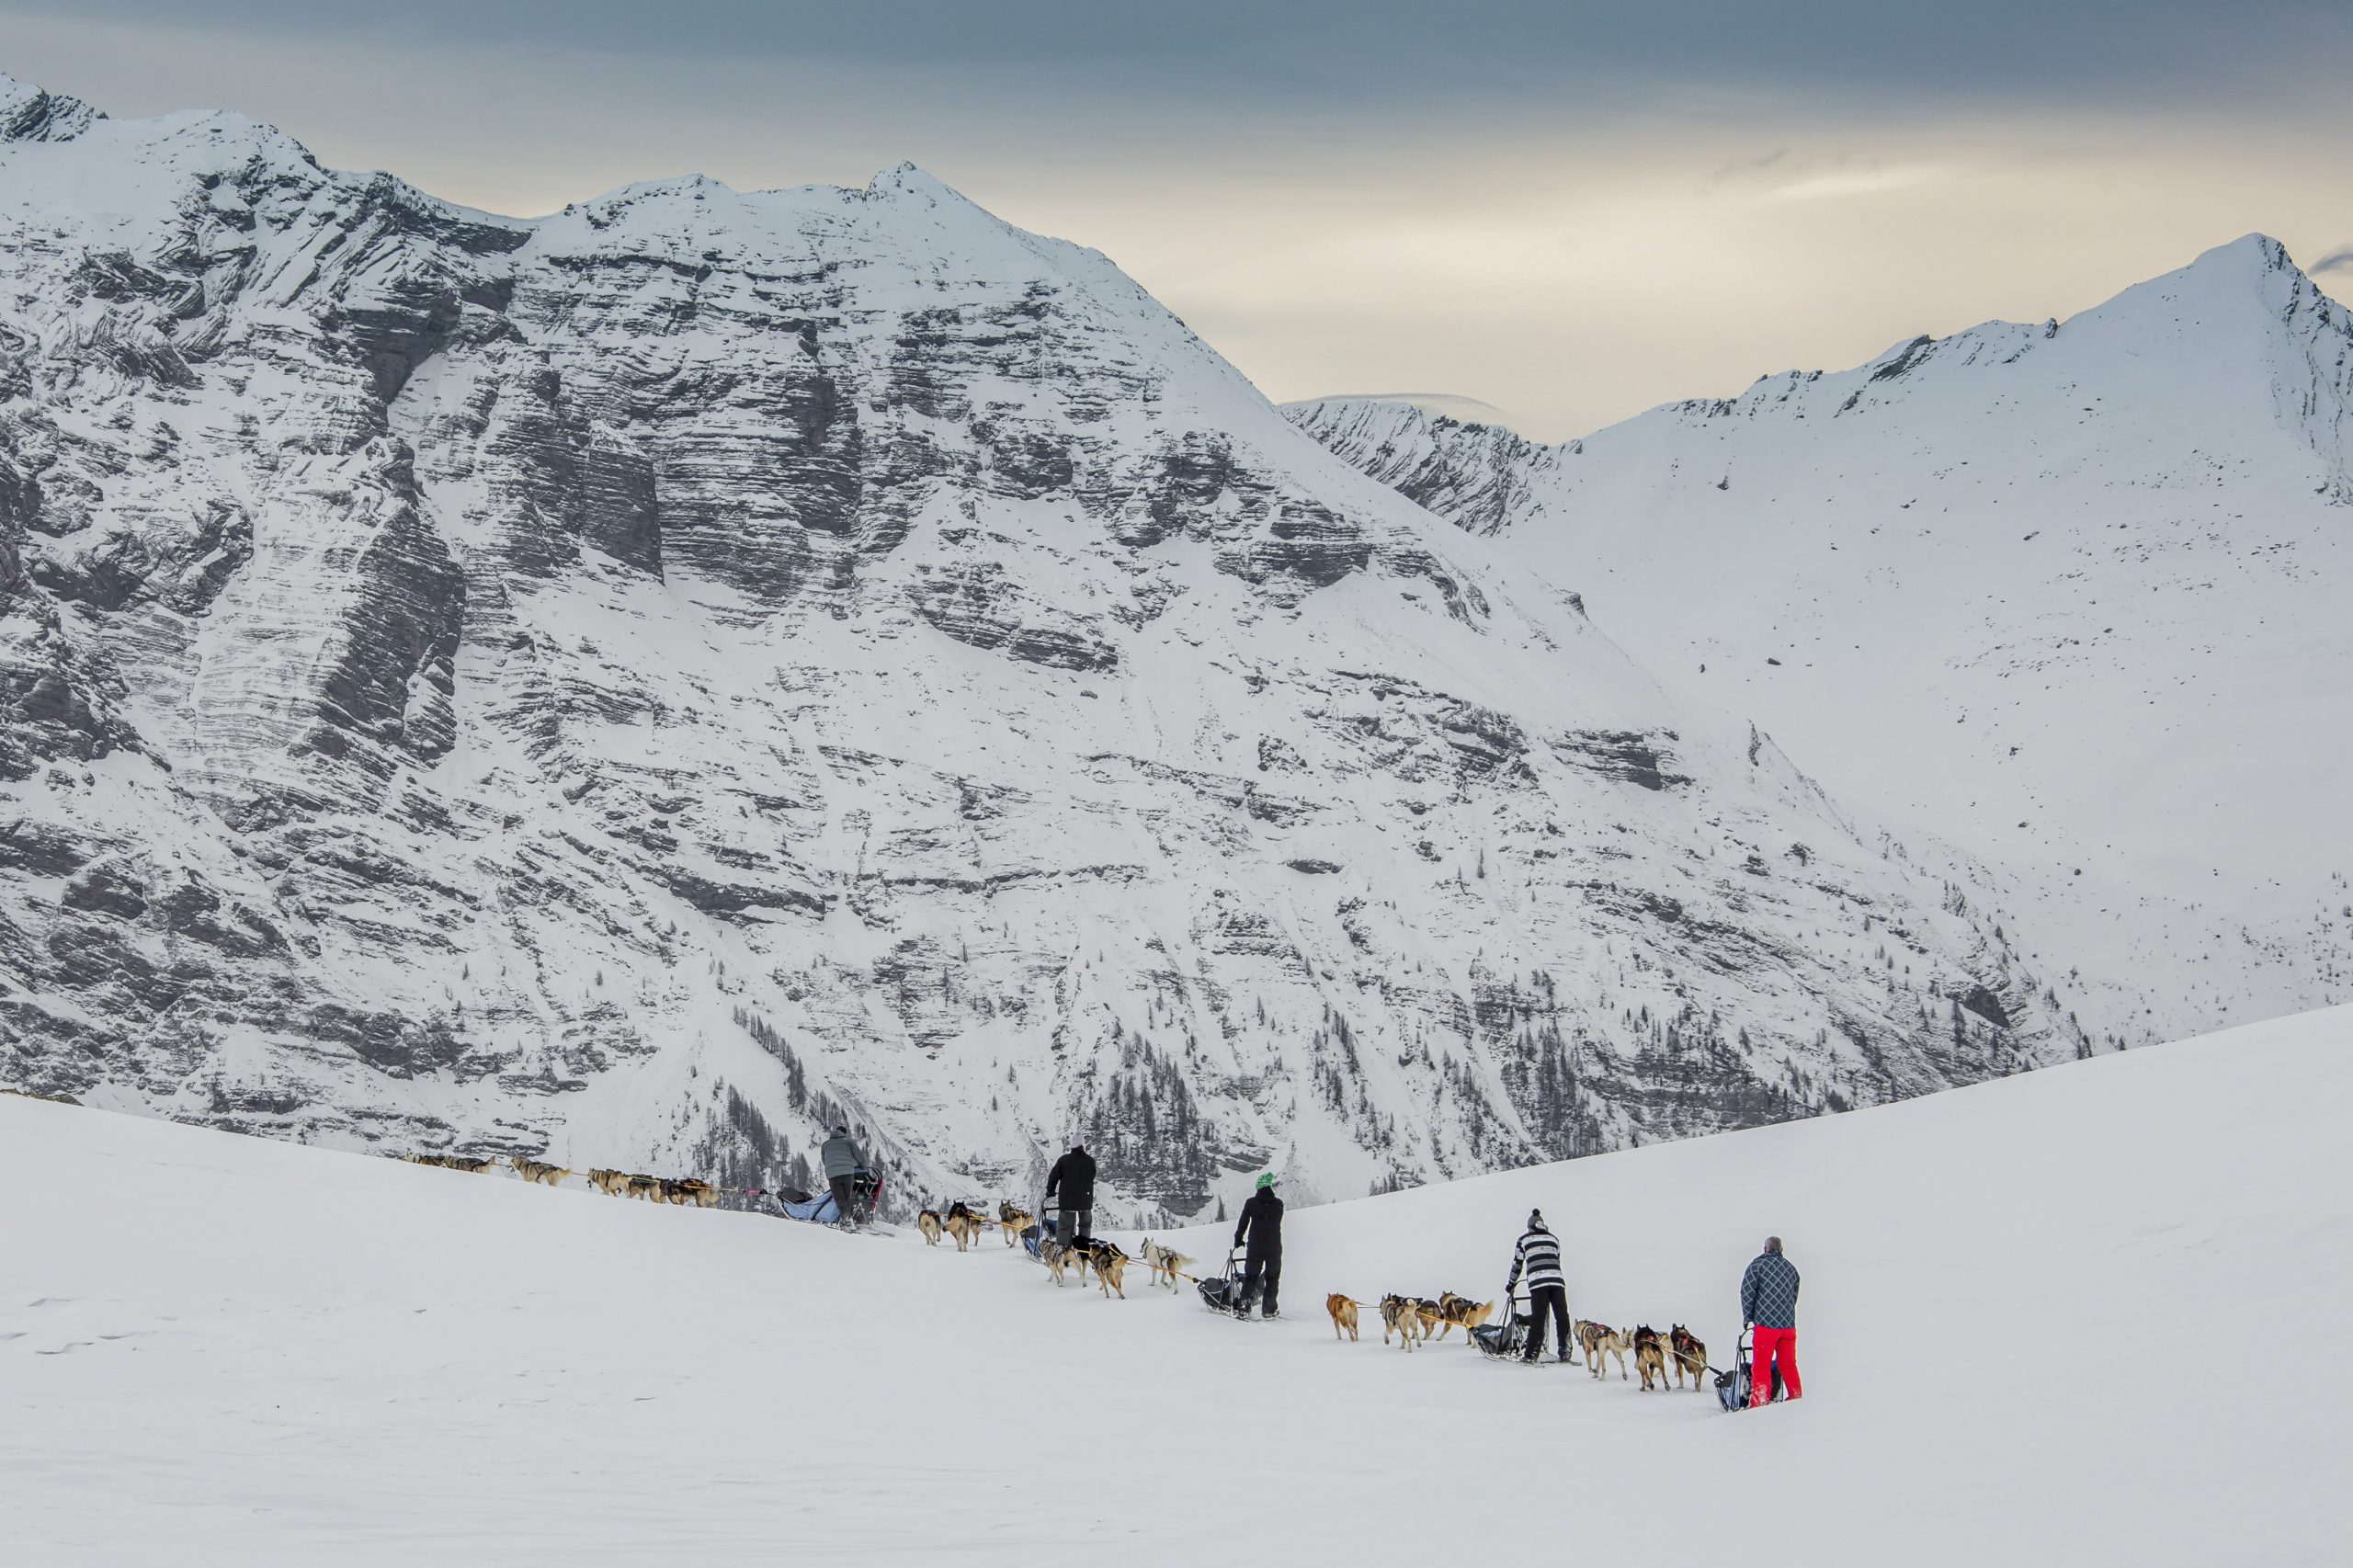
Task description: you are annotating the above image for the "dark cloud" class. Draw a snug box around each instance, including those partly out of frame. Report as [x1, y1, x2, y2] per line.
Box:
[5, 0, 2345, 113]
[2311, 246, 2353, 276]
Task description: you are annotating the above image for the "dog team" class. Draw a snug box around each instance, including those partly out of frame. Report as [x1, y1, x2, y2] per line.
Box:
[1321, 1213, 1803, 1404]
[391, 1131, 1803, 1405]
[395, 1150, 718, 1206]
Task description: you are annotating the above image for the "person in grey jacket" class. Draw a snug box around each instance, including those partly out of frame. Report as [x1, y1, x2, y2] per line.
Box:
[820, 1125, 871, 1227]
[1739, 1235, 1802, 1404]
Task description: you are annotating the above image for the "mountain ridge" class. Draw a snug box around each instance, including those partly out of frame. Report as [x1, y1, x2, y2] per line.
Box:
[0, 73, 2201, 1220]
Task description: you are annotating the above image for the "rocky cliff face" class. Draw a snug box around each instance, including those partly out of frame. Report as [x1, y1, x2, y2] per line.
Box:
[0, 75, 2134, 1221]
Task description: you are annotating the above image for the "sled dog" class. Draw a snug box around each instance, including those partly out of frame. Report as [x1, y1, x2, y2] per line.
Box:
[1669, 1325, 1708, 1390]
[1040, 1235, 1076, 1287]
[1426, 1292, 1494, 1341]
[1325, 1294, 1360, 1342]
[998, 1201, 1034, 1244]
[1077, 1239, 1129, 1298]
[624, 1174, 662, 1201]
[1139, 1238, 1193, 1290]
[943, 1203, 983, 1251]
[1633, 1324, 1668, 1391]
[1576, 1320, 1631, 1381]
[511, 1158, 570, 1187]
[587, 1168, 630, 1197]
[917, 1210, 945, 1246]
[1379, 1294, 1421, 1350]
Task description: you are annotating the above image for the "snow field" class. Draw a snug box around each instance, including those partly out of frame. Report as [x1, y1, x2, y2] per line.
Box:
[6, 1005, 2347, 1565]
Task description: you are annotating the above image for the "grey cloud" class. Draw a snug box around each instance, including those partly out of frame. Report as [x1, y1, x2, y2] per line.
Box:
[2311, 246, 2353, 276]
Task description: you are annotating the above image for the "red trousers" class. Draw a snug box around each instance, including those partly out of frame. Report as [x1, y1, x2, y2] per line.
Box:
[1751, 1327, 1802, 1405]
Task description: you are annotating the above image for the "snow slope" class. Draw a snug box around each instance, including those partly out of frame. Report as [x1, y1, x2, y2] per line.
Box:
[0, 72, 2133, 1214]
[1290, 239, 2353, 1033]
[6, 1004, 2343, 1565]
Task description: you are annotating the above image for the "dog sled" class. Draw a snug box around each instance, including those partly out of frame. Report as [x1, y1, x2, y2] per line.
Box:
[1469, 1284, 1530, 1360]
[1020, 1201, 1067, 1260]
[1714, 1325, 1784, 1412]
[775, 1172, 882, 1228]
[1196, 1246, 1249, 1315]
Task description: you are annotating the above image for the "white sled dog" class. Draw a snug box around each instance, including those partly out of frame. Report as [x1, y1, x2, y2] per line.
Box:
[1141, 1239, 1195, 1290]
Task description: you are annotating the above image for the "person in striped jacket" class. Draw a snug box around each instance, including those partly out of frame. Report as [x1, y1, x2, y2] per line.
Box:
[1506, 1209, 1572, 1363]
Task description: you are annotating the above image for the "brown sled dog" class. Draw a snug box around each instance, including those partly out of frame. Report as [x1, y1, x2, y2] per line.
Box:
[999, 1201, 1034, 1245]
[1633, 1324, 1668, 1391]
[1075, 1239, 1129, 1298]
[1325, 1294, 1361, 1342]
[1425, 1292, 1495, 1341]
[1669, 1325, 1709, 1390]
[1577, 1320, 1631, 1381]
[587, 1168, 630, 1197]
[943, 1203, 984, 1251]
[917, 1210, 945, 1246]
[511, 1158, 571, 1187]
[1040, 1235, 1077, 1287]
[1379, 1294, 1422, 1351]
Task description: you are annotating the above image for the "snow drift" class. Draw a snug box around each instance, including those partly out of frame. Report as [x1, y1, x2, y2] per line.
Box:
[6, 1003, 2344, 1565]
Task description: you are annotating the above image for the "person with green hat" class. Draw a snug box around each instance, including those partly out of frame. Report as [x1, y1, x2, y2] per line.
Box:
[1232, 1171, 1285, 1319]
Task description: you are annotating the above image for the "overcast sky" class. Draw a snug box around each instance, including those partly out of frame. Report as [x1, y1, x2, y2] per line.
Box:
[6, 0, 2347, 437]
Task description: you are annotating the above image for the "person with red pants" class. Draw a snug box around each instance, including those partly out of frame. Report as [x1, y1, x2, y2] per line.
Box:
[1739, 1234, 1802, 1405]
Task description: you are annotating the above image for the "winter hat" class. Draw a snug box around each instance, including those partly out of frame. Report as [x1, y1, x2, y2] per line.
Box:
[1256, 1172, 1276, 1190]
[831, 1124, 848, 1137]
[1764, 1235, 1783, 1255]
[1528, 1209, 1547, 1231]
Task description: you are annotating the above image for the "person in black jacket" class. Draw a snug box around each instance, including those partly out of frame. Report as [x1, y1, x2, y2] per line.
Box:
[1044, 1140, 1096, 1242]
[1233, 1172, 1284, 1319]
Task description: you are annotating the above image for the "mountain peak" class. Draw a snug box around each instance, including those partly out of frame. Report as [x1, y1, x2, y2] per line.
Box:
[0, 72, 103, 142]
[1285, 392, 1523, 435]
[867, 161, 967, 205]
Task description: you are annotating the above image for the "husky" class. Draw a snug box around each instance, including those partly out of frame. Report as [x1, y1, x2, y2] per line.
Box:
[511, 1158, 571, 1187]
[1141, 1239, 1195, 1291]
[587, 1168, 630, 1197]
[1076, 1239, 1129, 1299]
[1325, 1294, 1361, 1342]
[623, 1174, 663, 1201]
[1633, 1324, 1668, 1391]
[917, 1210, 945, 1246]
[1577, 1320, 1631, 1381]
[943, 1202, 983, 1251]
[1669, 1324, 1709, 1390]
[1379, 1294, 1421, 1351]
[1426, 1292, 1495, 1341]
[998, 1201, 1034, 1245]
[404, 1153, 494, 1174]
[1040, 1235, 1076, 1287]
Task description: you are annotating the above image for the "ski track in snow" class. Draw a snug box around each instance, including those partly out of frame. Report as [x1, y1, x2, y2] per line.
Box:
[5, 1005, 2345, 1566]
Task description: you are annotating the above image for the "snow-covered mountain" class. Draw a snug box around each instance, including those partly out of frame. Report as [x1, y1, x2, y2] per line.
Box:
[1291, 239, 2353, 1033]
[0, 74, 2156, 1218]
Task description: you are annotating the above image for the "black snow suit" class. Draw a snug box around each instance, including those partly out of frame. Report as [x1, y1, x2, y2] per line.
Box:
[1045, 1146, 1097, 1241]
[1233, 1187, 1285, 1317]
